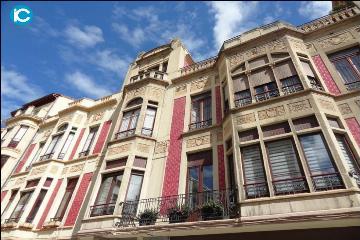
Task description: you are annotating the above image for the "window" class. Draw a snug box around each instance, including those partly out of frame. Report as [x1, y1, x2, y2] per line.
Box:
[43, 178, 53, 187]
[335, 134, 360, 186]
[8, 125, 29, 148]
[79, 126, 98, 157]
[187, 151, 213, 193]
[91, 172, 123, 217]
[1, 189, 18, 218]
[126, 98, 143, 108]
[58, 128, 77, 159]
[249, 56, 269, 69]
[280, 76, 303, 94]
[190, 92, 212, 130]
[254, 82, 279, 102]
[26, 179, 40, 188]
[9, 191, 33, 223]
[234, 90, 252, 107]
[116, 109, 140, 139]
[329, 47, 360, 90]
[327, 117, 342, 129]
[133, 157, 147, 168]
[223, 84, 229, 114]
[293, 115, 319, 131]
[267, 139, 308, 195]
[162, 61, 168, 73]
[274, 60, 303, 94]
[142, 107, 157, 136]
[105, 158, 127, 170]
[26, 189, 47, 223]
[301, 60, 323, 90]
[54, 178, 78, 221]
[227, 155, 236, 191]
[26, 142, 45, 169]
[122, 172, 144, 215]
[1, 127, 13, 144]
[239, 129, 259, 142]
[57, 123, 68, 132]
[1, 155, 9, 169]
[41, 134, 63, 160]
[241, 145, 269, 198]
[262, 122, 291, 138]
[299, 133, 344, 191]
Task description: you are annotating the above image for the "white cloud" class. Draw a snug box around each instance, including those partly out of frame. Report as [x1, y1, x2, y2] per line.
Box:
[208, 1, 259, 49]
[112, 23, 146, 48]
[28, 16, 59, 37]
[298, 1, 332, 19]
[64, 25, 104, 48]
[1, 66, 44, 103]
[65, 71, 111, 98]
[91, 49, 131, 74]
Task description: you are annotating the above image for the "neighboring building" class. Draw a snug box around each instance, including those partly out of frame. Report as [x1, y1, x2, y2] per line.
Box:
[1, 2, 360, 239]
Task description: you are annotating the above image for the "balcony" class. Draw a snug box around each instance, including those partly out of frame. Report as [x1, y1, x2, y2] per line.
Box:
[115, 129, 136, 139]
[39, 153, 54, 161]
[114, 189, 238, 227]
[309, 77, 324, 91]
[311, 172, 344, 191]
[282, 83, 304, 95]
[345, 80, 360, 91]
[78, 150, 90, 158]
[255, 89, 280, 102]
[272, 177, 308, 195]
[244, 182, 269, 199]
[189, 119, 212, 130]
[4, 218, 20, 224]
[234, 97, 252, 108]
[130, 71, 167, 84]
[141, 127, 153, 137]
[90, 203, 116, 217]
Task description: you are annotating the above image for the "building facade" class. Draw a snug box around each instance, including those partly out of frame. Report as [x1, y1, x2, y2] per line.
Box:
[1, 2, 360, 239]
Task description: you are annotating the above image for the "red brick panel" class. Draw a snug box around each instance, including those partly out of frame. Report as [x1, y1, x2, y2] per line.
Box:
[1, 190, 7, 203]
[69, 128, 85, 160]
[37, 179, 63, 229]
[215, 86, 222, 124]
[217, 145, 226, 190]
[14, 143, 36, 173]
[92, 120, 112, 154]
[64, 172, 93, 226]
[345, 117, 360, 148]
[312, 55, 341, 95]
[161, 97, 186, 197]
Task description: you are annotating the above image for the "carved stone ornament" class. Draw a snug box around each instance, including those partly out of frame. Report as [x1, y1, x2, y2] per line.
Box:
[287, 99, 312, 113]
[318, 98, 336, 112]
[108, 143, 132, 156]
[190, 76, 210, 92]
[338, 103, 352, 115]
[258, 105, 286, 120]
[236, 113, 256, 125]
[155, 140, 169, 154]
[317, 32, 353, 49]
[186, 135, 211, 148]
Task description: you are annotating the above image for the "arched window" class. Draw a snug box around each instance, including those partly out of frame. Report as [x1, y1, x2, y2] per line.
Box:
[126, 98, 143, 108]
[57, 123, 69, 132]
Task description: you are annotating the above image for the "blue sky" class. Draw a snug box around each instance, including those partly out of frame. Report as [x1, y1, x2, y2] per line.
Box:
[1, 1, 332, 122]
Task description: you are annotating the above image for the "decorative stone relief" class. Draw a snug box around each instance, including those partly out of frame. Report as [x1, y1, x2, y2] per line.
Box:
[175, 84, 187, 97]
[61, 167, 68, 175]
[288, 38, 307, 52]
[148, 87, 163, 100]
[50, 166, 59, 174]
[108, 143, 132, 156]
[317, 32, 353, 49]
[236, 113, 256, 125]
[58, 114, 72, 125]
[137, 143, 150, 153]
[15, 177, 26, 185]
[258, 105, 286, 120]
[287, 99, 312, 113]
[69, 163, 85, 173]
[186, 135, 211, 148]
[30, 166, 47, 176]
[90, 112, 104, 123]
[74, 114, 83, 124]
[126, 87, 146, 100]
[190, 76, 210, 92]
[338, 103, 352, 115]
[155, 140, 169, 154]
[318, 99, 336, 111]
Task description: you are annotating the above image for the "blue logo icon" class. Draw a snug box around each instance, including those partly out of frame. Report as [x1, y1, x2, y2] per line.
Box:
[10, 5, 33, 25]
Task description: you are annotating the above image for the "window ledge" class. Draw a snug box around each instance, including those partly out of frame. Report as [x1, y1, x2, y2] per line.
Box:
[109, 134, 156, 145]
[182, 124, 221, 138]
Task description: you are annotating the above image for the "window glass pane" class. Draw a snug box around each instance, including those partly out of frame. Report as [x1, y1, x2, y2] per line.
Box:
[327, 117, 342, 129]
[203, 165, 213, 191]
[95, 177, 113, 205]
[143, 107, 156, 132]
[188, 167, 199, 194]
[1, 155, 9, 169]
[59, 132, 75, 158]
[126, 174, 144, 201]
[336, 134, 359, 174]
[119, 113, 131, 132]
[10, 191, 33, 220]
[129, 110, 140, 129]
[333, 59, 357, 84]
[13, 126, 29, 141]
[293, 115, 319, 131]
[26, 189, 47, 223]
[350, 54, 360, 71]
[55, 178, 78, 219]
[82, 127, 98, 152]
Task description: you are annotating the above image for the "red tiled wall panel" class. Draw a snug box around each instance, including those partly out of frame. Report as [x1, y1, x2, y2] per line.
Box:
[215, 86, 222, 124]
[161, 97, 186, 197]
[217, 145, 226, 190]
[64, 173, 93, 226]
[1, 191, 7, 203]
[37, 179, 63, 229]
[14, 143, 36, 173]
[345, 117, 360, 148]
[312, 55, 341, 95]
[69, 128, 85, 160]
[92, 120, 112, 154]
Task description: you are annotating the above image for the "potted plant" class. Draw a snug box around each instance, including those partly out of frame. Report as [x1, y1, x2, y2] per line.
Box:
[138, 209, 158, 226]
[200, 201, 223, 221]
[167, 205, 190, 223]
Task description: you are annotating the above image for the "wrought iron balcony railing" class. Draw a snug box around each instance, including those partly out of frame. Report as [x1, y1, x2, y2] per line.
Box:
[282, 83, 304, 95]
[255, 89, 280, 102]
[114, 189, 238, 228]
[49, 217, 63, 222]
[90, 203, 116, 217]
[189, 119, 212, 130]
[272, 177, 309, 195]
[234, 98, 252, 108]
[345, 80, 360, 91]
[78, 150, 90, 158]
[58, 153, 65, 159]
[4, 218, 20, 224]
[309, 77, 324, 91]
[244, 182, 269, 199]
[130, 71, 167, 83]
[311, 172, 344, 191]
[115, 129, 136, 139]
[39, 153, 54, 161]
[141, 128, 153, 137]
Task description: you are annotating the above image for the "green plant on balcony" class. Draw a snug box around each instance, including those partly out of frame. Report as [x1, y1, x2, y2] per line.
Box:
[167, 205, 190, 223]
[200, 201, 224, 221]
[138, 209, 158, 226]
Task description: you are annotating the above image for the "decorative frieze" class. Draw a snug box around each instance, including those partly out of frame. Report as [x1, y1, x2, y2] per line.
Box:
[108, 143, 132, 156]
[30, 166, 47, 176]
[287, 99, 312, 113]
[90, 112, 104, 123]
[317, 32, 353, 49]
[186, 135, 211, 148]
[58, 114, 72, 125]
[155, 140, 169, 154]
[148, 87, 164, 100]
[338, 103, 352, 115]
[258, 105, 286, 120]
[288, 38, 307, 52]
[175, 84, 187, 97]
[126, 87, 146, 100]
[190, 76, 210, 92]
[318, 99, 336, 112]
[15, 177, 26, 185]
[137, 143, 150, 153]
[236, 113, 256, 125]
[69, 163, 85, 173]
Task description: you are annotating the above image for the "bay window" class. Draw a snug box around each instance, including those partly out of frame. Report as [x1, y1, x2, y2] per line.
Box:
[58, 128, 77, 159]
[254, 82, 279, 102]
[116, 109, 140, 138]
[190, 92, 212, 130]
[53, 178, 78, 222]
[274, 60, 303, 94]
[40, 134, 63, 160]
[8, 125, 29, 148]
[233, 74, 251, 107]
[79, 126, 98, 157]
[1, 127, 13, 144]
[26, 142, 45, 169]
[301, 60, 323, 90]
[142, 107, 157, 136]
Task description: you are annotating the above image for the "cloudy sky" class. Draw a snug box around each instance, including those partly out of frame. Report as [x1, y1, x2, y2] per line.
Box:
[1, 1, 332, 122]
